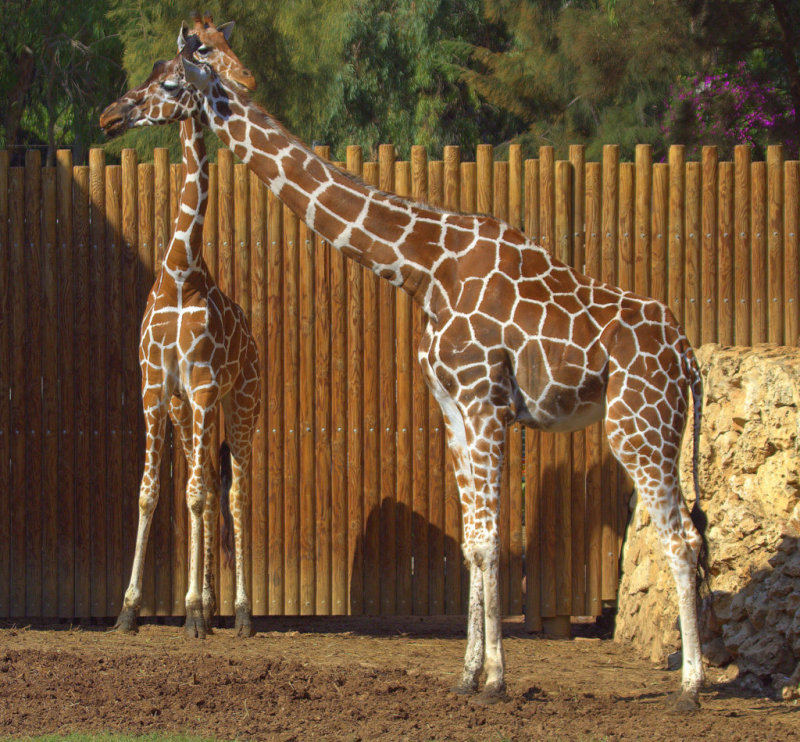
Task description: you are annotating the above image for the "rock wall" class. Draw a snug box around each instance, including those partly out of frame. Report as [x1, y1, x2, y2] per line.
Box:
[615, 344, 800, 696]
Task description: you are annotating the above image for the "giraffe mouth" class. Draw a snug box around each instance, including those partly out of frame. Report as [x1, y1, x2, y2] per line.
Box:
[99, 102, 134, 138]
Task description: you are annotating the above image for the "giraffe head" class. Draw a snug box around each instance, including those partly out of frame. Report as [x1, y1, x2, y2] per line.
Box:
[178, 11, 256, 93]
[99, 39, 213, 138]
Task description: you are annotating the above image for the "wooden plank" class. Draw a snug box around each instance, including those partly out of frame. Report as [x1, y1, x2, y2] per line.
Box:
[523, 158, 541, 631]
[600, 146, 619, 604]
[311, 145, 332, 614]
[651, 164, 669, 305]
[298, 190, 316, 616]
[266, 190, 284, 614]
[701, 148, 718, 345]
[377, 145, 397, 615]
[554, 160, 573, 618]
[508, 145, 524, 616]
[151, 148, 171, 617]
[717, 162, 736, 345]
[618, 163, 635, 292]
[584, 161, 603, 617]
[89, 149, 110, 617]
[282, 203, 300, 615]
[234, 163, 254, 608]
[24, 151, 43, 617]
[767, 146, 784, 344]
[41, 164, 58, 616]
[362, 160, 381, 615]
[104, 163, 124, 618]
[345, 146, 364, 615]
[137, 162, 155, 615]
[217, 149, 235, 614]
[668, 146, 686, 325]
[395, 160, 414, 615]
[684, 161, 702, 348]
[410, 146, 429, 616]
[734, 146, 751, 345]
[120, 150, 139, 619]
[538, 147, 556, 619]
[634, 145, 652, 297]
[751, 161, 768, 344]
[426, 158, 445, 614]
[250, 171, 268, 615]
[569, 146, 587, 617]
[9, 166, 26, 616]
[73, 164, 91, 618]
[785, 162, 800, 345]
[443, 146, 462, 615]
[0, 151, 9, 616]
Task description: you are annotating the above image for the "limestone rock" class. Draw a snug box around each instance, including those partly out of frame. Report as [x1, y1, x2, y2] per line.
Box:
[615, 344, 800, 690]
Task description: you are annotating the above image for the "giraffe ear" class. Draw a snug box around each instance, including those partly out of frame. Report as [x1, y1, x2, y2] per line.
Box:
[182, 57, 211, 93]
[177, 21, 189, 52]
[218, 21, 234, 41]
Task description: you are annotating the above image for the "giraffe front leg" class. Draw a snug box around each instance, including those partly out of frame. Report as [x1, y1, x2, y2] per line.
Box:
[453, 559, 485, 695]
[201, 458, 219, 635]
[116, 400, 167, 633]
[184, 404, 214, 639]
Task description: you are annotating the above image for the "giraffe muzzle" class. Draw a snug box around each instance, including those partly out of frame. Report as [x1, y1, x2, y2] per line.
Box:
[99, 101, 135, 138]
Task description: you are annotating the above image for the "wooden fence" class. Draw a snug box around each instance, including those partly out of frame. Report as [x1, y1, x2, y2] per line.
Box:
[0, 143, 797, 625]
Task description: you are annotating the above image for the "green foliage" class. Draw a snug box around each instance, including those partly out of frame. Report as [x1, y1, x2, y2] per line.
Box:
[463, 0, 702, 160]
[0, 0, 124, 164]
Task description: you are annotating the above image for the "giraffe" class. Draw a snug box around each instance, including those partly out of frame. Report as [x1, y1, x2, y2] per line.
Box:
[102, 51, 709, 711]
[99, 39, 261, 639]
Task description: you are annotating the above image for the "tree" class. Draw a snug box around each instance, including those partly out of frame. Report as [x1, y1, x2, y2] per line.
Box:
[461, 0, 703, 160]
[0, 0, 124, 164]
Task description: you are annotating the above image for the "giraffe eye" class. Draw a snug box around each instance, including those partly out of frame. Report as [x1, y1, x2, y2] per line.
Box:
[162, 80, 180, 93]
[197, 45, 211, 56]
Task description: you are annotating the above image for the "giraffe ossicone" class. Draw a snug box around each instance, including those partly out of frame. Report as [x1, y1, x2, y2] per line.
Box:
[100, 33, 261, 640]
[106, 39, 709, 710]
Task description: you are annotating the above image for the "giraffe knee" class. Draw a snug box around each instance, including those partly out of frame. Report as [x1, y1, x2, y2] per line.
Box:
[187, 486, 205, 516]
[138, 492, 158, 516]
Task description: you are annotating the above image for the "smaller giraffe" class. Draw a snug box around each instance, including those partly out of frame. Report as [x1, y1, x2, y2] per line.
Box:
[100, 37, 260, 639]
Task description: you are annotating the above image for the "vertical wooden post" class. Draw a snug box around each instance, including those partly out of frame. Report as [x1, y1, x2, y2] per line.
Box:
[523, 157, 542, 631]
[634, 145, 652, 297]
[411, 146, 429, 616]
[767, 146, 784, 344]
[733, 147, 751, 344]
[751, 160, 768, 343]
[394, 160, 414, 616]
[785, 161, 800, 345]
[311, 146, 332, 615]
[250, 170, 269, 616]
[684, 161, 702, 348]
[282, 201, 300, 615]
[41, 162, 58, 617]
[266, 189, 284, 615]
[651, 164, 669, 304]
[345, 145, 364, 615]
[718, 161, 736, 345]
[24, 151, 43, 617]
[668, 146, 686, 325]
[584, 161, 603, 618]
[0, 151, 9, 616]
[701, 148, 718, 345]
[618, 163, 635, 293]
[427, 158, 445, 615]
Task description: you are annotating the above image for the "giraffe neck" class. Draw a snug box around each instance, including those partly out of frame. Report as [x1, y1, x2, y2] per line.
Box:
[198, 82, 445, 315]
[163, 118, 209, 278]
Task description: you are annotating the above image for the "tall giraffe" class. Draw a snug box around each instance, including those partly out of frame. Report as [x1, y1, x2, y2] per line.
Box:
[100, 41, 261, 639]
[100, 53, 708, 710]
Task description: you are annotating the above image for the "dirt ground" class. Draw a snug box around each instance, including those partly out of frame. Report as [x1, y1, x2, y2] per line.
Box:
[0, 616, 798, 741]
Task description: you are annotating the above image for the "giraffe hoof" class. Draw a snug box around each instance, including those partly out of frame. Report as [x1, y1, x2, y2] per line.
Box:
[184, 613, 207, 639]
[113, 607, 139, 634]
[451, 682, 478, 696]
[669, 691, 700, 713]
[235, 607, 254, 638]
[474, 682, 508, 705]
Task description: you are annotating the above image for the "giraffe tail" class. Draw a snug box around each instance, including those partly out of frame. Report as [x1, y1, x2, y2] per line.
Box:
[683, 344, 710, 590]
[219, 441, 235, 569]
